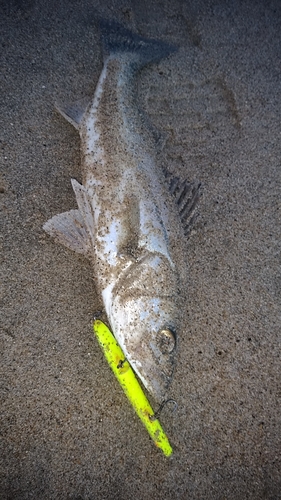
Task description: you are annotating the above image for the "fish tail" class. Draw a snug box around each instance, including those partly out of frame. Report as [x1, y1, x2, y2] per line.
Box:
[99, 18, 177, 67]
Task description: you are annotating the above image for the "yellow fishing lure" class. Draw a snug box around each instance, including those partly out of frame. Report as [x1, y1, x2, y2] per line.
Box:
[93, 319, 173, 457]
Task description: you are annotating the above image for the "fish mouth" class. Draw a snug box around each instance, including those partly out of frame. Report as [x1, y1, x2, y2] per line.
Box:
[133, 354, 175, 404]
[123, 326, 177, 404]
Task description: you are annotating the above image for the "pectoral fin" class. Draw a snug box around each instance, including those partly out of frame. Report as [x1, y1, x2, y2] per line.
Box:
[43, 209, 90, 256]
[71, 179, 95, 239]
[43, 179, 95, 257]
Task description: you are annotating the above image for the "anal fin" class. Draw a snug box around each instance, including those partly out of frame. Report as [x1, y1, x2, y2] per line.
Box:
[43, 209, 90, 256]
[55, 97, 90, 130]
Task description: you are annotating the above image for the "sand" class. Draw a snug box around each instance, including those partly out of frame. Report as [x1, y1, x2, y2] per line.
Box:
[1, 0, 280, 498]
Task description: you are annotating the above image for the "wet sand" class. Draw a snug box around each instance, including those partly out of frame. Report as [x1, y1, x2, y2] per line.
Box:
[1, 1, 280, 498]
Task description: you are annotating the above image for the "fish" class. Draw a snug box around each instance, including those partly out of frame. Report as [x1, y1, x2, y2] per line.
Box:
[43, 20, 200, 403]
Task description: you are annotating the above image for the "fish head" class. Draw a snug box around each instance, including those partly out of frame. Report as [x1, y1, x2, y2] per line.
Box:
[111, 294, 178, 403]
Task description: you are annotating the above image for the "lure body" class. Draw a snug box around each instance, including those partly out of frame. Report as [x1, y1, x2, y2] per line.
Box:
[93, 319, 173, 456]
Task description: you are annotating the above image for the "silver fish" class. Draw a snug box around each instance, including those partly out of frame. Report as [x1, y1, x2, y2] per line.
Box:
[43, 20, 200, 403]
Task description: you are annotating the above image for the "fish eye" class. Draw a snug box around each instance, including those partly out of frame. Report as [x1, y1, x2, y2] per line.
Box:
[157, 328, 176, 354]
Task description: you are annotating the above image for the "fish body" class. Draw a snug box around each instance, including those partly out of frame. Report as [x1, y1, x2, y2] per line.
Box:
[44, 21, 199, 403]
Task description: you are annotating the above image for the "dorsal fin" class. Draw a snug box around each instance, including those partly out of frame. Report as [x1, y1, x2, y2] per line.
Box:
[165, 171, 201, 235]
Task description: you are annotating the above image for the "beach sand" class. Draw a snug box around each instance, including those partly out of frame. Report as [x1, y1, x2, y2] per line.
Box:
[1, 0, 280, 498]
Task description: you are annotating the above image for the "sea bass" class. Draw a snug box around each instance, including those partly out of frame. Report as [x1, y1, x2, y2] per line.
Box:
[43, 20, 199, 403]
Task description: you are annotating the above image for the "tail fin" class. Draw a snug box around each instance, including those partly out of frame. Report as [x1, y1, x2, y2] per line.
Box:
[99, 19, 177, 67]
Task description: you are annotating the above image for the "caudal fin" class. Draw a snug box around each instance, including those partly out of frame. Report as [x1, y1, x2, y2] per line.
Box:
[99, 18, 177, 67]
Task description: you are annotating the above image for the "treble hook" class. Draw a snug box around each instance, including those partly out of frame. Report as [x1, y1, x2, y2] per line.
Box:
[149, 399, 178, 421]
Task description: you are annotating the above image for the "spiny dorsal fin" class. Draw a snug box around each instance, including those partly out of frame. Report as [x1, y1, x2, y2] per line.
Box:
[165, 171, 201, 235]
